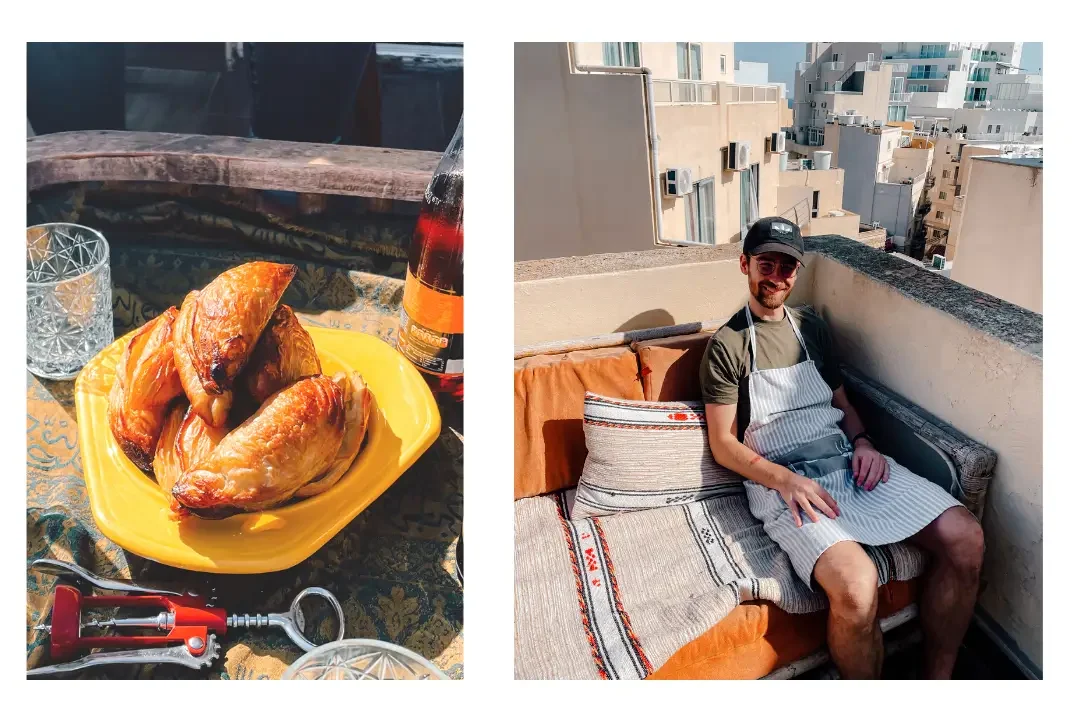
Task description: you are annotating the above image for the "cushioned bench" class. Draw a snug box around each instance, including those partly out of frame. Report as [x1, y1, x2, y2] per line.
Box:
[514, 321, 995, 679]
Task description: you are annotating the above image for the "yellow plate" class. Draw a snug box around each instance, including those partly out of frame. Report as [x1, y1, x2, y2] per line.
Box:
[74, 326, 441, 574]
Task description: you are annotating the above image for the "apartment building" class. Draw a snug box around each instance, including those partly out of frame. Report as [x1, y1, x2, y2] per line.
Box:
[881, 42, 1029, 126]
[951, 156, 1042, 312]
[792, 43, 907, 147]
[574, 41, 734, 91]
[515, 42, 786, 261]
[922, 132, 1042, 260]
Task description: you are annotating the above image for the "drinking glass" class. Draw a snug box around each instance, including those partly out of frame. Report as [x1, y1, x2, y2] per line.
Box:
[26, 223, 114, 380]
[281, 639, 449, 680]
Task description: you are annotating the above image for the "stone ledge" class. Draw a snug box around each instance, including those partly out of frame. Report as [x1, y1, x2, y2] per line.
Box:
[806, 234, 1042, 359]
[515, 246, 741, 282]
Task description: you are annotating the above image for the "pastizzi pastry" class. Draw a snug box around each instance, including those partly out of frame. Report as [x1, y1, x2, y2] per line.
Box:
[241, 303, 322, 405]
[108, 307, 185, 474]
[173, 261, 297, 427]
[108, 261, 372, 519]
[171, 375, 346, 518]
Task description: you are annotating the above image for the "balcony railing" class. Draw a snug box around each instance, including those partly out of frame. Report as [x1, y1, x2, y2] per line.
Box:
[652, 80, 780, 106]
[652, 79, 719, 105]
[821, 61, 844, 72]
[797, 61, 813, 72]
[728, 84, 780, 104]
[883, 50, 961, 60]
[962, 131, 1039, 143]
[953, 195, 965, 213]
[890, 92, 914, 102]
[908, 71, 949, 80]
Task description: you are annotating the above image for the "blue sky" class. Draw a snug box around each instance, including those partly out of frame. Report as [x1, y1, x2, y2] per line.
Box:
[734, 42, 1044, 97]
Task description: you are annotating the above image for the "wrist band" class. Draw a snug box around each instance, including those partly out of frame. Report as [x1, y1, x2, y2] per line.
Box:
[851, 432, 873, 448]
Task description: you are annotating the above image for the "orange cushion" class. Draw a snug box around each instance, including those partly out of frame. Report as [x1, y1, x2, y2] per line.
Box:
[649, 578, 920, 679]
[634, 332, 713, 402]
[514, 347, 644, 500]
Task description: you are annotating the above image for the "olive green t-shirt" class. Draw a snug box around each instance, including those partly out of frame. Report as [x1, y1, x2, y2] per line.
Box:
[699, 305, 843, 440]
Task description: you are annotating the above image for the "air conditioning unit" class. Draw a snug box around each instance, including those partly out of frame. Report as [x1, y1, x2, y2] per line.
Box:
[727, 141, 752, 171]
[769, 132, 786, 153]
[662, 168, 693, 197]
[872, 120, 884, 128]
[931, 254, 947, 270]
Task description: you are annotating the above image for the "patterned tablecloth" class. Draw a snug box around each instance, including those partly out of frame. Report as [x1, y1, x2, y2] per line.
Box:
[26, 184, 463, 679]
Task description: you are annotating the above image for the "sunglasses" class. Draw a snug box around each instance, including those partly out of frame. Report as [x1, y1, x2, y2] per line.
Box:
[753, 258, 801, 278]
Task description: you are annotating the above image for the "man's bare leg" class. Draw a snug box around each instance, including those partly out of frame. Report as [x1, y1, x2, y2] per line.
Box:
[907, 507, 984, 679]
[813, 540, 883, 679]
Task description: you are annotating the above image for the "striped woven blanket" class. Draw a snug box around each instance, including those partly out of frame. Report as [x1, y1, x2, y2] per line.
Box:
[514, 487, 928, 679]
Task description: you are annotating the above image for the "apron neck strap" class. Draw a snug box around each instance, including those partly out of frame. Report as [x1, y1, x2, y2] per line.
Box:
[744, 303, 811, 372]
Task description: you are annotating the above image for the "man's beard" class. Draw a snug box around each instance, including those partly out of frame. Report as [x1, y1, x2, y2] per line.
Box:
[752, 280, 792, 309]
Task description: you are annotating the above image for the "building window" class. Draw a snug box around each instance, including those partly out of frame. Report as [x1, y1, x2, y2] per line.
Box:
[677, 43, 703, 81]
[942, 169, 949, 179]
[948, 64, 956, 72]
[887, 104, 907, 122]
[936, 210, 944, 219]
[933, 229, 942, 238]
[832, 52, 840, 62]
[602, 42, 641, 67]
[807, 82, 812, 95]
[995, 124, 1001, 133]
[812, 191, 820, 219]
[676, 43, 703, 102]
[739, 164, 761, 240]
[720, 55, 727, 74]
[685, 178, 716, 244]
[987, 124, 993, 133]
[939, 192, 947, 200]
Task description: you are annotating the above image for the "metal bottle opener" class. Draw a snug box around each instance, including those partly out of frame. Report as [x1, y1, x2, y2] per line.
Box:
[27, 558, 345, 676]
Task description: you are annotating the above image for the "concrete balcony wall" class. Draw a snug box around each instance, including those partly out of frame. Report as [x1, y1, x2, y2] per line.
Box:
[515, 247, 770, 347]
[809, 210, 860, 238]
[514, 237, 1043, 670]
[810, 239, 1042, 671]
[515, 43, 655, 261]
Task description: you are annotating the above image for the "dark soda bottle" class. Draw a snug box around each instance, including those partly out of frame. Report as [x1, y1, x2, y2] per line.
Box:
[398, 117, 464, 402]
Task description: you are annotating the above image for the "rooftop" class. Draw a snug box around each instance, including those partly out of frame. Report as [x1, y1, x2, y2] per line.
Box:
[977, 156, 1043, 168]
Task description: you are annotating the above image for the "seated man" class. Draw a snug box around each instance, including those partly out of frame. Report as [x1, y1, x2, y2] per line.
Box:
[700, 217, 984, 679]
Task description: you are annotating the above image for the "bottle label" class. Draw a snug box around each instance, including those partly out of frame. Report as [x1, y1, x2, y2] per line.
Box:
[398, 271, 463, 377]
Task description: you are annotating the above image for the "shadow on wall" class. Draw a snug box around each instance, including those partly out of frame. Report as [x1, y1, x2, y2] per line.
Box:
[615, 309, 676, 333]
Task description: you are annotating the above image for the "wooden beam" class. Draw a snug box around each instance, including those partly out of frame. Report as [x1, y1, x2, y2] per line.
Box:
[28, 131, 441, 201]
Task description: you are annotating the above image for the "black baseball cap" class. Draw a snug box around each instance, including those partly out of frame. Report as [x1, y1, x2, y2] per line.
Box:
[743, 216, 805, 263]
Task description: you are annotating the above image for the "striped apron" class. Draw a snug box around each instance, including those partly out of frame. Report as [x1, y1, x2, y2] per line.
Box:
[741, 304, 962, 588]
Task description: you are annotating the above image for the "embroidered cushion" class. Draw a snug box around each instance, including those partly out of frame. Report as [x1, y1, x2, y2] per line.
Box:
[572, 392, 744, 519]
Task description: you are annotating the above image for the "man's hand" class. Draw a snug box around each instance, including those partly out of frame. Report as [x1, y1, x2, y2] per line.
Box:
[852, 439, 890, 491]
[775, 472, 840, 528]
